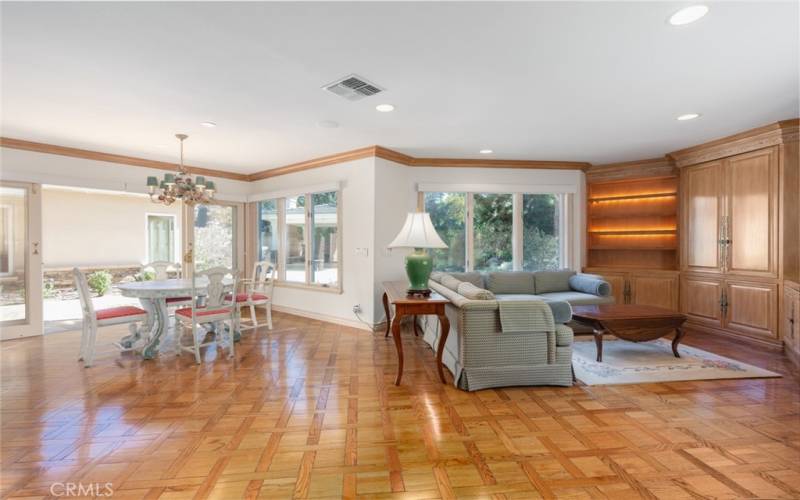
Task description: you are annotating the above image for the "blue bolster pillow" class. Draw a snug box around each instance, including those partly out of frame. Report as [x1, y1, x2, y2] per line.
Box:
[569, 274, 611, 297]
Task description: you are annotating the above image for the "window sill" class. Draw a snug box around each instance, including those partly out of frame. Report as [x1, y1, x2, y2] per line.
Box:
[274, 281, 343, 294]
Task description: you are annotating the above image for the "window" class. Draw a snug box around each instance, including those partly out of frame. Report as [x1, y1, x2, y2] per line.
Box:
[258, 200, 279, 268]
[473, 193, 513, 271]
[523, 194, 560, 271]
[424, 192, 466, 271]
[310, 192, 338, 286]
[285, 195, 306, 283]
[423, 191, 566, 272]
[146, 214, 175, 263]
[255, 189, 341, 290]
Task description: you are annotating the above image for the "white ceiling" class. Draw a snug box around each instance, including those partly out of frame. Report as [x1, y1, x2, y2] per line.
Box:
[1, 2, 798, 174]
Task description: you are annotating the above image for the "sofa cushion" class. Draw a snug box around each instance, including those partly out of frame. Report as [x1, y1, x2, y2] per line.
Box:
[537, 291, 615, 306]
[534, 270, 576, 293]
[449, 271, 484, 288]
[440, 275, 463, 292]
[494, 294, 572, 324]
[569, 274, 611, 296]
[430, 271, 446, 283]
[456, 282, 495, 300]
[486, 272, 536, 294]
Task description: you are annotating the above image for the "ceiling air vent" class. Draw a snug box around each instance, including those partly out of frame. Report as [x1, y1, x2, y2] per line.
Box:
[323, 74, 384, 101]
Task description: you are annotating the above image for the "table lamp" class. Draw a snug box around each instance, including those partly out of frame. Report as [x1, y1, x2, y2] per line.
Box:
[388, 212, 448, 296]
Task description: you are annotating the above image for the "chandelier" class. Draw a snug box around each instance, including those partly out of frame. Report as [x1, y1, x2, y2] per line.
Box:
[147, 134, 216, 206]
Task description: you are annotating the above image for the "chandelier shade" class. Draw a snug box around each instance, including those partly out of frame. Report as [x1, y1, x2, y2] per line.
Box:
[148, 134, 216, 206]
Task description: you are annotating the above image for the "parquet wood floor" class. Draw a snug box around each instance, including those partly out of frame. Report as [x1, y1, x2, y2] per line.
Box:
[1, 312, 799, 499]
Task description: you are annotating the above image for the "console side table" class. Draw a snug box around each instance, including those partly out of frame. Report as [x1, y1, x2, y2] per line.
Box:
[382, 281, 450, 385]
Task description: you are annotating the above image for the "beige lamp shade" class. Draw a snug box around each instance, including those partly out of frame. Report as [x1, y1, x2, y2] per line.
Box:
[388, 212, 448, 249]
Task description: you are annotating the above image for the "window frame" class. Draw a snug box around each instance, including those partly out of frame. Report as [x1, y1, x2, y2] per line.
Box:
[419, 190, 568, 272]
[256, 188, 343, 294]
[145, 212, 178, 264]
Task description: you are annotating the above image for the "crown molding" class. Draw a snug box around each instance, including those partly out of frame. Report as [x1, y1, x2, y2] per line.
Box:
[247, 146, 379, 181]
[4, 118, 797, 183]
[0, 137, 250, 181]
[667, 118, 800, 167]
[408, 157, 590, 170]
[586, 157, 677, 182]
[247, 145, 589, 180]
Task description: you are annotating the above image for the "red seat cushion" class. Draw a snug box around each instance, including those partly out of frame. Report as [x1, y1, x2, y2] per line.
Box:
[96, 306, 147, 321]
[226, 293, 269, 303]
[175, 307, 231, 318]
[166, 296, 193, 303]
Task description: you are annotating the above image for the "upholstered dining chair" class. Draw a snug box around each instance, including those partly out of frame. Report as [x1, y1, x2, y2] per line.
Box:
[231, 260, 275, 332]
[174, 267, 238, 363]
[73, 268, 148, 367]
[141, 261, 192, 308]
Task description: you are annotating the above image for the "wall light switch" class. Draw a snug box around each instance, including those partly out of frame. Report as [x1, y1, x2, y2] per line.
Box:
[355, 247, 369, 257]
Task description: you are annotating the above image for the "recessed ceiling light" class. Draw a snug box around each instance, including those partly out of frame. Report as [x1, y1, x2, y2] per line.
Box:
[317, 120, 340, 129]
[669, 5, 709, 26]
[375, 104, 395, 112]
[677, 113, 701, 121]
[201, 121, 217, 128]
[479, 149, 493, 154]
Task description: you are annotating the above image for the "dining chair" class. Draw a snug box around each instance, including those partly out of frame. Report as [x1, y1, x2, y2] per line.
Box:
[231, 260, 275, 332]
[141, 261, 192, 308]
[174, 267, 238, 363]
[73, 268, 148, 367]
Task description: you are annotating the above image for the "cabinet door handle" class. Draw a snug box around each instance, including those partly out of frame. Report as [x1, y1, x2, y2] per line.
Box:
[720, 290, 728, 316]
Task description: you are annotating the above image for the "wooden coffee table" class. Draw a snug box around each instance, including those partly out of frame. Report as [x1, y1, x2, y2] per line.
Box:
[571, 304, 687, 362]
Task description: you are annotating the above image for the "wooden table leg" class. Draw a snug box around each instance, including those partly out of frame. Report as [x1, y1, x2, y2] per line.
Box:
[413, 315, 421, 337]
[672, 327, 685, 358]
[392, 312, 404, 385]
[383, 292, 391, 338]
[436, 312, 450, 384]
[593, 329, 604, 362]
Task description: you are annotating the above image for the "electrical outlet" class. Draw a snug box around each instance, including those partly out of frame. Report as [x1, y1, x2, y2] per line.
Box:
[352, 304, 362, 314]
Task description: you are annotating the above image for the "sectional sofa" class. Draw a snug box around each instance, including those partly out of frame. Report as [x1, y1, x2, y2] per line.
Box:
[420, 270, 612, 390]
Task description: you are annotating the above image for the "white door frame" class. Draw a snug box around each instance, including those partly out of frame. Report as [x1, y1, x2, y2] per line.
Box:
[0, 181, 43, 340]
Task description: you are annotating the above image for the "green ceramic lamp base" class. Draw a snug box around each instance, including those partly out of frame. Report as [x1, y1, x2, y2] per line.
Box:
[405, 248, 433, 293]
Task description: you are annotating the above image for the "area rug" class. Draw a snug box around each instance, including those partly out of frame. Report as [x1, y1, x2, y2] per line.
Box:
[572, 338, 781, 385]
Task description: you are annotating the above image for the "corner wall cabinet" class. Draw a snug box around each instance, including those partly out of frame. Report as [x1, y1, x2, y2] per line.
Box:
[673, 121, 798, 349]
[584, 161, 681, 312]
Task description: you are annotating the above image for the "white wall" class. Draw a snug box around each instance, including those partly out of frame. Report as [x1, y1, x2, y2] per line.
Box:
[248, 157, 376, 329]
[373, 159, 415, 323]
[42, 186, 182, 267]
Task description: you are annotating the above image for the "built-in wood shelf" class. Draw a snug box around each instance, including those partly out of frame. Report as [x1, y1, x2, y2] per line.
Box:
[588, 229, 676, 235]
[586, 175, 679, 270]
[589, 192, 676, 202]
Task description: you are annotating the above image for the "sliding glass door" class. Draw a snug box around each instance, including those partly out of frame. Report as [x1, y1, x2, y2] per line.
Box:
[0, 181, 43, 339]
[184, 201, 244, 276]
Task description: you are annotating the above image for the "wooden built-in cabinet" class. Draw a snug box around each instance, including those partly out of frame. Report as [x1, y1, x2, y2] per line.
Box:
[673, 120, 798, 349]
[585, 268, 679, 311]
[586, 175, 679, 270]
[584, 160, 681, 312]
[782, 282, 800, 366]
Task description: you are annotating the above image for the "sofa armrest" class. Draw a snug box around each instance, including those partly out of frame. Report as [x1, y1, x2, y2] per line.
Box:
[569, 274, 611, 297]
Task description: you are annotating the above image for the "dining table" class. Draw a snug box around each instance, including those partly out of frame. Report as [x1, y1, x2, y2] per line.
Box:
[117, 277, 235, 359]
